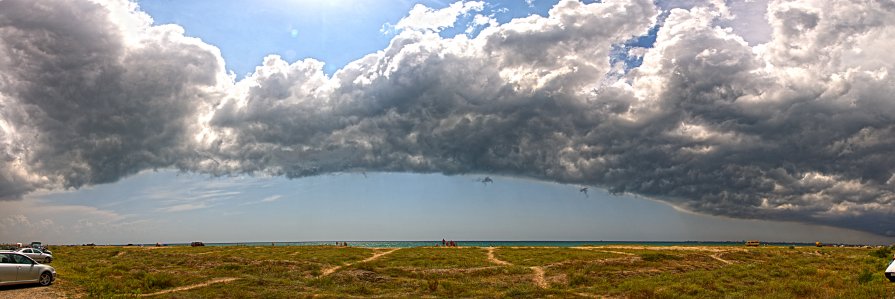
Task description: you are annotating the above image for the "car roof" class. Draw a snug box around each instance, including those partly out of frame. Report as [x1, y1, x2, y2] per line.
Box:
[1, 252, 38, 260]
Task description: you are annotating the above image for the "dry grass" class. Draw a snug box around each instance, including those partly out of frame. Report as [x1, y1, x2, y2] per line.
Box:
[45, 245, 895, 298]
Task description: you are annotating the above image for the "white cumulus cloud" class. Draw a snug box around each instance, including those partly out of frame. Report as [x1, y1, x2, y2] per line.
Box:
[2, 0, 895, 236]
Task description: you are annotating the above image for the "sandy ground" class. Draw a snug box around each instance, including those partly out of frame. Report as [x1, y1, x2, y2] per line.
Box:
[0, 284, 68, 299]
[529, 266, 548, 288]
[485, 247, 510, 265]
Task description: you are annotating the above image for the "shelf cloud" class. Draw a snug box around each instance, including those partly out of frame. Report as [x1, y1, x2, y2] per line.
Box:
[2, 0, 895, 236]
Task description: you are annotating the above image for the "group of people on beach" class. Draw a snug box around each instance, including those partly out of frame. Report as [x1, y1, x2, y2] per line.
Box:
[438, 239, 458, 247]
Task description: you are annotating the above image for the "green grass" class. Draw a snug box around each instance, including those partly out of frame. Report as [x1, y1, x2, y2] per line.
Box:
[493, 247, 621, 267]
[45, 245, 895, 298]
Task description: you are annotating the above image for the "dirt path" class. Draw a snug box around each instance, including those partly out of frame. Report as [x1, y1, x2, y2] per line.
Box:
[530, 266, 548, 288]
[484, 247, 547, 289]
[113, 251, 126, 258]
[0, 284, 69, 298]
[485, 247, 510, 265]
[321, 248, 399, 276]
[710, 254, 732, 265]
[135, 277, 239, 297]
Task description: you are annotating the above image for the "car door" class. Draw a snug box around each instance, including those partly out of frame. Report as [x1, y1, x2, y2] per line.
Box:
[24, 248, 42, 261]
[11, 254, 40, 283]
[0, 253, 17, 284]
[31, 248, 46, 262]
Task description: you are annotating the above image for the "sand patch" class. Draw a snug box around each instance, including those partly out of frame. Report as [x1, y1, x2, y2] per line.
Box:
[530, 266, 547, 288]
[710, 254, 733, 265]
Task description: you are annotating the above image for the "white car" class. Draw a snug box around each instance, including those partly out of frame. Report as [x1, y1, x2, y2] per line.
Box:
[886, 258, 895, 282]
[13, 248, 52, 263]
[0, 252, 56, 286]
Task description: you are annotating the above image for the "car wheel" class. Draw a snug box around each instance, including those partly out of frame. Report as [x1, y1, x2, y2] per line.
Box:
[38, 272, 53, 286]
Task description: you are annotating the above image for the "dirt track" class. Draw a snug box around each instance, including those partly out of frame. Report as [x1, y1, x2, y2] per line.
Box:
[0, 284, 68, 299]
[135, 277, 239, 297]
[321, 248, 400, 276]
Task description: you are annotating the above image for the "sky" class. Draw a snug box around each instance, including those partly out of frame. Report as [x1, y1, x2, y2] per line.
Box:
[0, 0, 894, 245]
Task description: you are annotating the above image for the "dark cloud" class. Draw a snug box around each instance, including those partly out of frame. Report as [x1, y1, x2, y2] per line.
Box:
[0, 0, 224, 198]
[2, 0, 895, 236]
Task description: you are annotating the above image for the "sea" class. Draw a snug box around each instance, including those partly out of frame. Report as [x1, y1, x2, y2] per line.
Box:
[131, 241, 818, 247]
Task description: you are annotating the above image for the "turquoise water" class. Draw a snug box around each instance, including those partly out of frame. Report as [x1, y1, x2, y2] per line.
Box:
[151, 240, 815, 247]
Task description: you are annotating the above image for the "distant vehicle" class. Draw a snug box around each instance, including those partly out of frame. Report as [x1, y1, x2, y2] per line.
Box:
[0, 252, 56, 286]
[815, 242, 823, 247]
[30, 242, 42, 249]
[190, 242, 205, 247]
[887, 256, 895, 282]
[13, 248, 53, 263]
[745, 240, 760, 247]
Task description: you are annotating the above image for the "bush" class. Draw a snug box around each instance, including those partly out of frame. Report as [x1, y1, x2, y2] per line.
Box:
[857, 269, 874, 284]
[870, 247, 891, 259]
[640, 253, 681, 262]
[426, 279, 438, 292]
[568, 273, 588, 287]
[143, 272, 177, 290]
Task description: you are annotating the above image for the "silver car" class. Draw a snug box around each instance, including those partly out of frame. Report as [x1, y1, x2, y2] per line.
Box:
[14, 248, 52, 263]
[886, 257, 895, 282]
[0, 252, 56, 286]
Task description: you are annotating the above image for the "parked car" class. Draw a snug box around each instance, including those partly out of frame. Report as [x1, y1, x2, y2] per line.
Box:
[0, 252, 56, 286]
[13, 248, 52, 263]
[886, 256, 895, 282]
[190, 241, 205, 247]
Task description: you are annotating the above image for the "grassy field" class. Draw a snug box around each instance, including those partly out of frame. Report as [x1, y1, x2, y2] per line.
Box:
[27, 244, 895, 298]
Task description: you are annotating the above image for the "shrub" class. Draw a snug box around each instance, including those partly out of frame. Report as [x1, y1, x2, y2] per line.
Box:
[427, 279, 438, 292]
[870, 247, 891, 259]
[143, 272, 177, 290]
[640, 253, 681, 262]
[857, 269, 874, 284]
[568, 273, 588, 287]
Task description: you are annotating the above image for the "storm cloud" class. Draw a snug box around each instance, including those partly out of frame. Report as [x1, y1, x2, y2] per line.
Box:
[2, 0, 895, 236]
